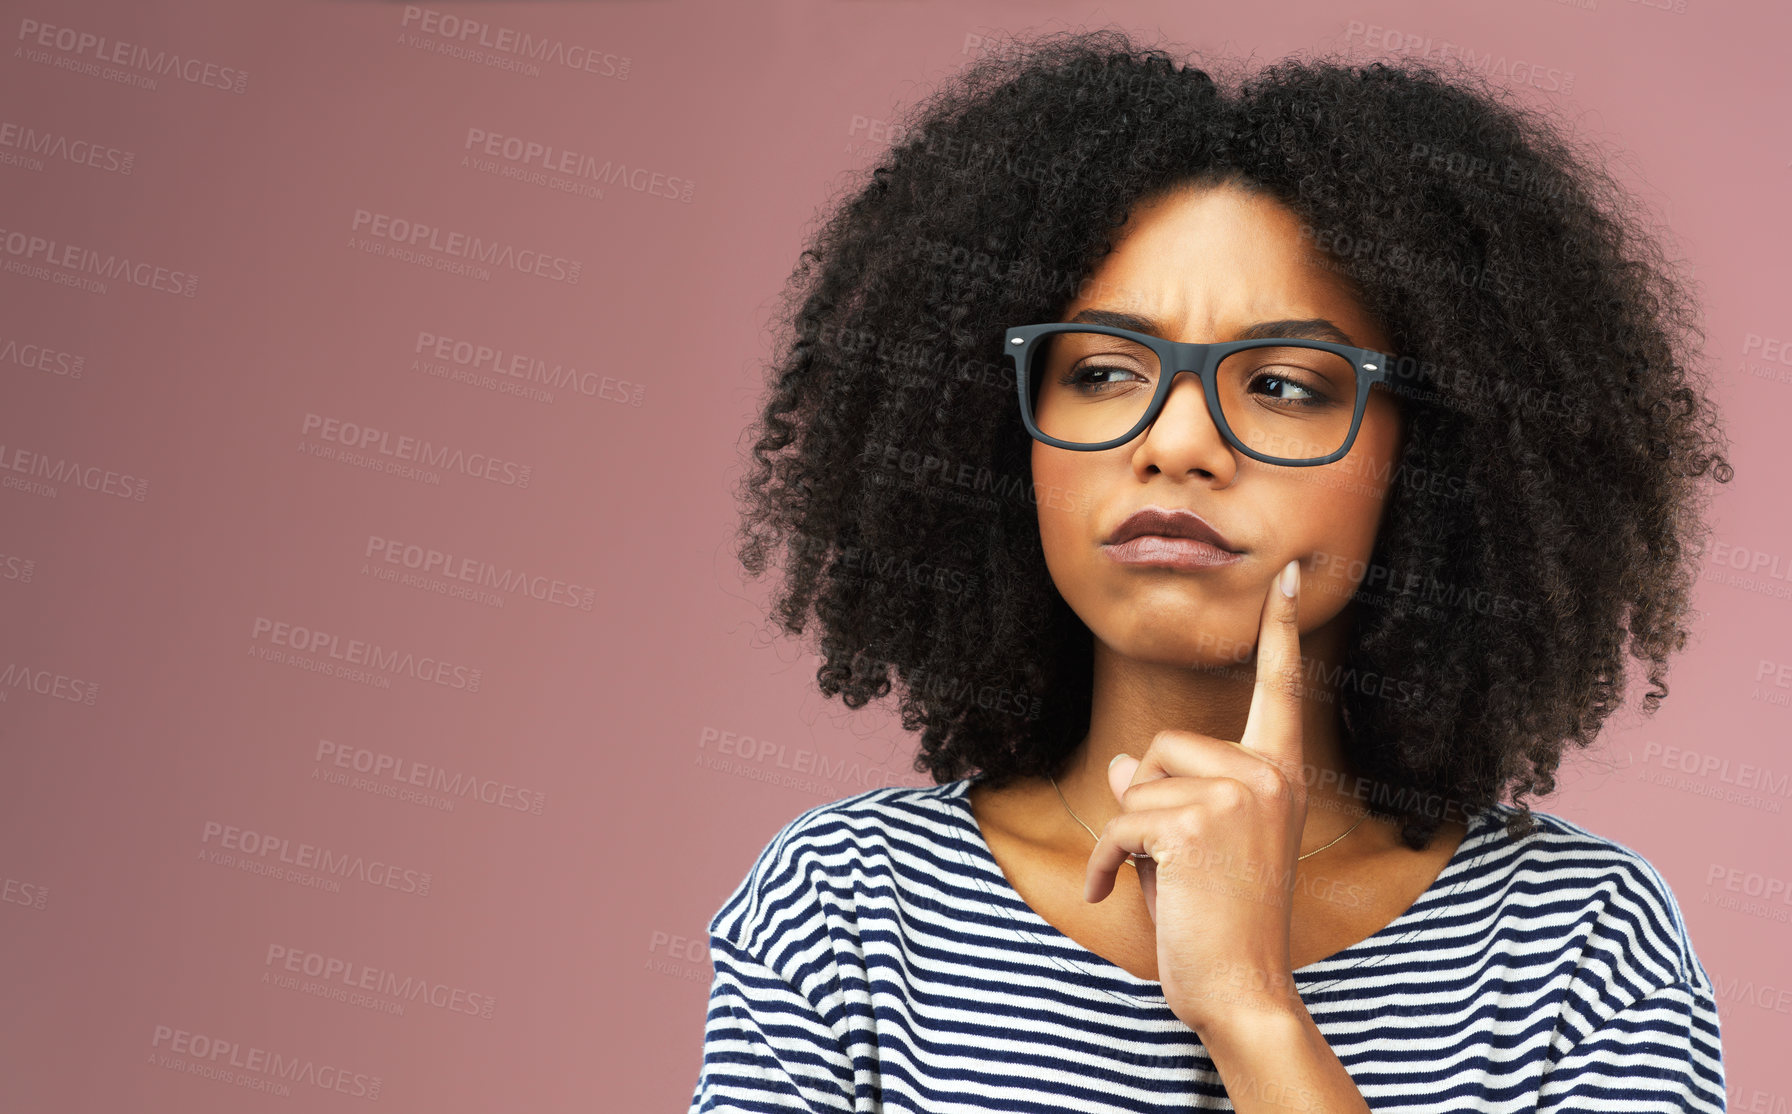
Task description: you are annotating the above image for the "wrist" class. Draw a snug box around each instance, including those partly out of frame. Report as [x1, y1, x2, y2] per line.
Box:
[1182, 1002, 1311, 1067]
[1176, 992, 1309, 1046]
[1171, 965, 1305, 1035]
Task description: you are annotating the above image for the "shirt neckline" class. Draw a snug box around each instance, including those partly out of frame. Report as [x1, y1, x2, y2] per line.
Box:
[931, 774, 1498, 1002]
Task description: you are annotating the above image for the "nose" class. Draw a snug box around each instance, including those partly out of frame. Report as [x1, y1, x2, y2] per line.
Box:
[1151, 367, 1224, 438]
[1131, 365, 1237, 476]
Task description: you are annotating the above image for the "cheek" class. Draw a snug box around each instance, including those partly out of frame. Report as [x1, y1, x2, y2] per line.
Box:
[1030, 446, 1098, 581]
[1030, 446, 1074, 551]
[1297, 410, 1402, 610]
[1301, 494, 1385, 614]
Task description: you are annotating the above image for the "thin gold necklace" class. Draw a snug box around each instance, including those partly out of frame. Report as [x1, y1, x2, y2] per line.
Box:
[1049, 774, 1367, 867]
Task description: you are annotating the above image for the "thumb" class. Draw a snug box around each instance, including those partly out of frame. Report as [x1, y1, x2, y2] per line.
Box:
[1106, 753, 1157, 920]
[1107, 752, 1140, 803]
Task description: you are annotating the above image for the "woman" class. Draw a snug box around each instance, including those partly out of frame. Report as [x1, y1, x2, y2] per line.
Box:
[692, 29, 1731, 1113]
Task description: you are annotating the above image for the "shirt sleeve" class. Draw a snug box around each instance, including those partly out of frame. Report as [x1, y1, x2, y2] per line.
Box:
[687, 930, 856, 1113]
[1534, 978, 1727, 1113]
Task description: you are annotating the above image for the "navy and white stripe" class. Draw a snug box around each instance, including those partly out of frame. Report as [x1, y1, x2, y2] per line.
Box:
[688, 776, 1725, 1112]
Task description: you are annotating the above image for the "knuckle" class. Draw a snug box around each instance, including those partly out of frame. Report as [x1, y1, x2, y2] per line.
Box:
[1279, 663, 1307, 698]
[1246, 767, 1283, 800]
[1168, 809, 1205, 843]
[1210, 778, 1250, 811]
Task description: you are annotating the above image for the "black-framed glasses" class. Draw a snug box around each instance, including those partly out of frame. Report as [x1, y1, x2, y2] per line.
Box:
[1005, 322, 1393, 465]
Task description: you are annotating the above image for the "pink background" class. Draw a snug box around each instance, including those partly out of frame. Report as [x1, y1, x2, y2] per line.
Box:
[2, 0, 1787, 1110]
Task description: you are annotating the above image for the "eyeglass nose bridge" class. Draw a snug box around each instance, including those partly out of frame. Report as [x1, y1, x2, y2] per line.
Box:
[1141, 363, 1223, 436]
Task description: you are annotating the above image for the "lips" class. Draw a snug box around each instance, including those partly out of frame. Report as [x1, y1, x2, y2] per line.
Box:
[1104, 506, 1241, 552]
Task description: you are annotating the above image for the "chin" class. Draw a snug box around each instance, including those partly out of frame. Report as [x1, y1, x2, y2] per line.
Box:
[1101, 613, 1259, 668]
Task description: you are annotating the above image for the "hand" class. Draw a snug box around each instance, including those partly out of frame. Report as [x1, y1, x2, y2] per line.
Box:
[1082, 559, 1311, 1034]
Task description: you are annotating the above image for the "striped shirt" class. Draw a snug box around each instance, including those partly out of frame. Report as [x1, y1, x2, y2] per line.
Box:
[689, 775, 1726, 1112]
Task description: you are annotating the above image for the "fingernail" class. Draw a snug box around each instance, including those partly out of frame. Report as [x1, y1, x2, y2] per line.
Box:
[1279, 559, 1299, 598]
[1109, 753, 1125, 769]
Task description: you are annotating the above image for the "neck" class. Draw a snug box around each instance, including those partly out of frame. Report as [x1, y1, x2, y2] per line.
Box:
[1050, 609, 1379, 854]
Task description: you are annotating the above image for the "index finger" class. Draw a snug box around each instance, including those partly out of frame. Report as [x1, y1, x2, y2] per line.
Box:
[1237, 558, 1305, 775]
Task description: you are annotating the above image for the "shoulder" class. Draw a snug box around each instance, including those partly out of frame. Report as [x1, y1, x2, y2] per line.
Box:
[706, 779, 973, 952]
[1468, 802, 1712, 993]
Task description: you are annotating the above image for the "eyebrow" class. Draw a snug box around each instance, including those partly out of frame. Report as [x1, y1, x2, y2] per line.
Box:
[1069, 307, 1361, 347]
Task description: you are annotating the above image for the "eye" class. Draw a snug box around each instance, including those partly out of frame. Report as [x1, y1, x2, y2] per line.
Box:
[1061, 360, 1149, 392]
[1248, 370, 1336, 407]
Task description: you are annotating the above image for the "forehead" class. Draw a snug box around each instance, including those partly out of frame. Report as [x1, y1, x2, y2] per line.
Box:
[1067, 183, 1382, 345]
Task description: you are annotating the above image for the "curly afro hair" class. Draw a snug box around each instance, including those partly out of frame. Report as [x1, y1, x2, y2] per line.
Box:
[732, 28, 1733, 849]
